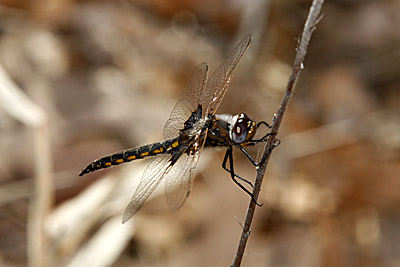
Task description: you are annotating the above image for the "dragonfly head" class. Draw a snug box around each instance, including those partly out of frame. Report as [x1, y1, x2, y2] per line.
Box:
[230, 113, 257, 145]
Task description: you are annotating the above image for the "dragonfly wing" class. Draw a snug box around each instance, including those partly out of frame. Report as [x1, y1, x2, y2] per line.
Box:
[202, 35, 252, 116]
[165, 133, 205, 211]
[122, 154, 172, 223]
[164, 152, 198, 211]
[163, 62, 209, 139]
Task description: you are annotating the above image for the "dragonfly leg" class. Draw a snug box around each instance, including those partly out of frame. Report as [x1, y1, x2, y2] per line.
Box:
[222, 148, 253, 187]
[223, 147, 262, 206]
[249, 132, 275, 144]
[257, 120, 271, 129]
[235, 138, 281, 167]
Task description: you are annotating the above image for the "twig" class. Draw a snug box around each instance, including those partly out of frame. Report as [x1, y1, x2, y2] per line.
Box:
[0, 64, 53, 267]
[231, 0, 325, 266]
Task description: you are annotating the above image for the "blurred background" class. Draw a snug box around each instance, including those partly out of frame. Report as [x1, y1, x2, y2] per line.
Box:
[0, 0, 399, 266]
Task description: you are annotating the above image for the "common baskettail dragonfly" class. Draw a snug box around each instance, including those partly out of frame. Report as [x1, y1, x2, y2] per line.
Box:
[80, 35, 276, 223]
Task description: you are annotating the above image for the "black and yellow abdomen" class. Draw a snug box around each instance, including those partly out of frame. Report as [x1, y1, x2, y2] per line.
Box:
[79, 137, 181, 176]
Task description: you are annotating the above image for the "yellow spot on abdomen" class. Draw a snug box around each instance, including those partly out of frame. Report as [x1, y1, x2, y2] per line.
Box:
[171, 141, 179, 148]
[115, 159, 124, 163]
[105, 162, 112, 166]
[141, 151, 149, 157]
[152, 147, 163, 154]
[127, 155, 136, 161]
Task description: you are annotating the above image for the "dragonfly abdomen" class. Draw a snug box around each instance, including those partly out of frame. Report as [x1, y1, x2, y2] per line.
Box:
[79, 138, 180, 176]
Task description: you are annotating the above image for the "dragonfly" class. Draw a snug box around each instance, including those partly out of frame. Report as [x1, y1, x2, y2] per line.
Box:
[80, 35, 275, 223]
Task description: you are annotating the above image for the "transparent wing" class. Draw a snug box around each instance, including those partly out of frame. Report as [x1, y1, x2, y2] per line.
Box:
[201, 34, 252, 116]
[164, 153, 197, 211]
[122, 155, 172, 223]
[165, 133, 205, 211]
[163, 35, 251, 139]
[163, 62, 209, 139]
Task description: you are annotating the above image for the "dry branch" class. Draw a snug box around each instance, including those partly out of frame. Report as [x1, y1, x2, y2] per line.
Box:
[231, 0, 325, 266]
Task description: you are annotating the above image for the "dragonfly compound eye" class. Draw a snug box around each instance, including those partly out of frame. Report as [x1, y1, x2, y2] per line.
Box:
[232, 113, 251, 144]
